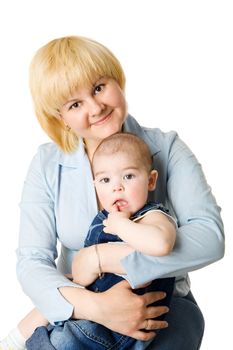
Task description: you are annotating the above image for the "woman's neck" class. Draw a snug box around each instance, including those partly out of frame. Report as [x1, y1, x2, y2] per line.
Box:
[84, 139, 101, 162]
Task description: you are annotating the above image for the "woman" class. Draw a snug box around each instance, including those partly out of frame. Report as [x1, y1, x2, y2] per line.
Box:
[13, 36, 224, 349]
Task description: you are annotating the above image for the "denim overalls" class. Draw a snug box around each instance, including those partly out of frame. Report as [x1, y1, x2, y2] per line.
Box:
[26, 203, 175, 350]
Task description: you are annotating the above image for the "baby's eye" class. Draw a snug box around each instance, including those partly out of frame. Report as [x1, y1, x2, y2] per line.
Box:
[69, 101, 80, 110]
[94, 84, 105, 95]
[99, 177, 110, 184]
[123, 174, 135, 180]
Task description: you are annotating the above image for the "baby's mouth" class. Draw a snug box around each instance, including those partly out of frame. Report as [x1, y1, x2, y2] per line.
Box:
[114, 199, 128, 209]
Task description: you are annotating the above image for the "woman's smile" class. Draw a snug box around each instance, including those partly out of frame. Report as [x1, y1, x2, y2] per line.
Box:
[91, 110, 113, 126]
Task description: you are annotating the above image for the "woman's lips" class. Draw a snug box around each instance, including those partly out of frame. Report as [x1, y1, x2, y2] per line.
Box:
[92, 111, 113, 126]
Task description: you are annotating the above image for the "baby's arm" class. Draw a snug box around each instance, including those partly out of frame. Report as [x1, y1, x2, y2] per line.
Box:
[103, 211, 176, 256]
[72, 210, 176, 285]
[18, 308, 48, 340]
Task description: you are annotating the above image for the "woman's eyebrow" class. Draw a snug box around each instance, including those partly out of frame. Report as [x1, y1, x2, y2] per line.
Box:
[62, 98, 79, 107]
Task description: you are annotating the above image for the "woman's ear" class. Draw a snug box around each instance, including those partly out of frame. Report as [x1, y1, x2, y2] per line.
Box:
[148, 170, 158, 191]
[59, 113, 71, 131]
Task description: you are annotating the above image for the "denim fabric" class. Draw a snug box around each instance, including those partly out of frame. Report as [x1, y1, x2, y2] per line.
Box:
[26, 326, 56, 350]
[146, 292, 205, 350]
[26, 293, 204, 350]
[27, 203, 176, 350]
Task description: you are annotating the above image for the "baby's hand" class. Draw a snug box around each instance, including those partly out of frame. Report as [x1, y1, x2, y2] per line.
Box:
[103, 206, 130, 234]
[110, 203, 131, 217]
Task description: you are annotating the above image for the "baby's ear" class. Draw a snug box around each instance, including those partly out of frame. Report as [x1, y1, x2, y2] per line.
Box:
[148, 170, 158, 191]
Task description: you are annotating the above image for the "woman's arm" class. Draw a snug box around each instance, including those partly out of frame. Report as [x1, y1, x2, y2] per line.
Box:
[17, 146, 85, 325]
[120, 132, 225, 288]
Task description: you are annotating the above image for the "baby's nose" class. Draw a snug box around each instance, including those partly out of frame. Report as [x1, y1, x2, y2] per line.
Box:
[113, 183, 124, 191]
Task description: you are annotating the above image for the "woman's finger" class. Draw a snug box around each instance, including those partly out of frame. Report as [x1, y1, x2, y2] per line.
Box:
[146, 305, 170, 319]
[141, 318, 168, 331]
[129, 330, 156, 341]
[142, 291, 167, 306]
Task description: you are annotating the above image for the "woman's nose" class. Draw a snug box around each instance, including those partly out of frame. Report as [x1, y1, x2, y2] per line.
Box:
[88, 97, 104, 117]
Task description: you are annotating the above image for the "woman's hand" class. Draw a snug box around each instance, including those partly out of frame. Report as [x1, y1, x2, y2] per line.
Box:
[72, 246, 99, 286]
[92, 280, 169, 341]
[60, 279, 169, 341]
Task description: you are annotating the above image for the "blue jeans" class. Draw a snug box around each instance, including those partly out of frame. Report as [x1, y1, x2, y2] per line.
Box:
[146, 292, 205, 350]
[26, 292, 204, 350]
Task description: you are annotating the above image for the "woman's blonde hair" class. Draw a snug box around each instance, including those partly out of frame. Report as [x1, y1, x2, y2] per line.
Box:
[29, 36, 126, 152]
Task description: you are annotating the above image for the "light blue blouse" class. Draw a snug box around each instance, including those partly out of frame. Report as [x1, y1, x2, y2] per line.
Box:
[16, 115, 224, 324]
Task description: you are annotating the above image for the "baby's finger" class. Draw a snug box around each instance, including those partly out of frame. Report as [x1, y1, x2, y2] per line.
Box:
[110, 203, 119, 212]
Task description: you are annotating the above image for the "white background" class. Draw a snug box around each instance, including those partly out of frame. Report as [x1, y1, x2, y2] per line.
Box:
[0, 1, 232, 348]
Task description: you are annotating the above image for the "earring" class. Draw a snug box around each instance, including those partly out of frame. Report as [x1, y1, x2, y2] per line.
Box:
[65, 124, 71, 132]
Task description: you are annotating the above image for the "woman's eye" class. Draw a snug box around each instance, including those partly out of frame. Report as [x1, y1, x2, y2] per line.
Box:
[94, 84, 105, 94]
[124, 174, 135, 180]
[69, 101, 80, 110]
[100, 177, 110, 184]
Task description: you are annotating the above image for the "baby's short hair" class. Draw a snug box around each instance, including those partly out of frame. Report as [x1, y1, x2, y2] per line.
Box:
[92, 132, 153, 173]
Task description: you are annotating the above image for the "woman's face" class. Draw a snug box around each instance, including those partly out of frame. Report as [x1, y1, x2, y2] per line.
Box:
[60, 77, 127, 151]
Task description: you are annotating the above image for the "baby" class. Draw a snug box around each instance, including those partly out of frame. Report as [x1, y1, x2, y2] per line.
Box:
[1, 132, 176, 350]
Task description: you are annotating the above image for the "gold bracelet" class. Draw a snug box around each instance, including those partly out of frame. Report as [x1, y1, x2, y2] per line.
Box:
[95, 244, 104, 279]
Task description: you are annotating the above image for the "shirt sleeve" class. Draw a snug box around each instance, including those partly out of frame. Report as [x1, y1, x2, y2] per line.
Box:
[16, 147, 83, 325]
[121, 134, 225, 288]
[132, 207, 177, 228]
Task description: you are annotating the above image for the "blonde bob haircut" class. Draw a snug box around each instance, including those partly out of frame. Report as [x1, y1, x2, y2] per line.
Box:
[29, 36, 126, 152]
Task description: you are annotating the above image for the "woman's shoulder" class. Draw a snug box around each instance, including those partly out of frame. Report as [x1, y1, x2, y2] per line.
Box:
[35, 141, 85, 173]
[125, 115, 179, 152]
[142, 125, 178, 144]
[24, 143, 62, 189]
[38, 141, 60, 155]
[36, 142, 61, 167]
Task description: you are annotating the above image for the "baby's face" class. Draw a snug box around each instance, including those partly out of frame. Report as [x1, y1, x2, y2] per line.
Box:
[93, 152, 156, 214]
